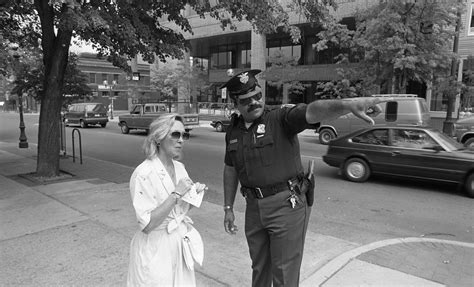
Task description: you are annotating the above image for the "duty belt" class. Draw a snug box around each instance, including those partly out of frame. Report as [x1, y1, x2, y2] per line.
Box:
[241, 177, 298, 199]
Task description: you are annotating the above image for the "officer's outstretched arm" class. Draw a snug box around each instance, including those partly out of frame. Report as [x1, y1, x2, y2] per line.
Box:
[305, 97, 393, 125]
[224, 164, 239, 235]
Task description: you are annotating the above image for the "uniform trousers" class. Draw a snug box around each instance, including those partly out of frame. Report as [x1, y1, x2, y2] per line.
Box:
[244, 189, 311, 287]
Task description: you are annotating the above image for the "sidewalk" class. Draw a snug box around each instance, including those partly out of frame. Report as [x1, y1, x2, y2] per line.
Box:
[0, 141, 473, 286]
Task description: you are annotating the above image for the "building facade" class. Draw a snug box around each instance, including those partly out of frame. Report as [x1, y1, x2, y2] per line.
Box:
[165, 0, 473, 118]
[458, 0, 474, 116]
[76, 53, 155, 111]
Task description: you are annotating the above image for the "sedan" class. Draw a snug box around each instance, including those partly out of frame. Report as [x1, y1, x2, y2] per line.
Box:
[322, 125, 474, 197]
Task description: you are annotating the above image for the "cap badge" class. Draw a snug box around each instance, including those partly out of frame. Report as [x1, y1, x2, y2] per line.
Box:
[257, 124, 265, 134]
[238, 72, 249, 84]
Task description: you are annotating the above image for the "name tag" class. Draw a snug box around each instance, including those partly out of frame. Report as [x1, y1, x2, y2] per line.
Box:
[230, 139, 238, 144]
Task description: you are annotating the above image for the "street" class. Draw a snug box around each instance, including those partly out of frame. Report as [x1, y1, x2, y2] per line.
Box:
[1, 111, 473, 246]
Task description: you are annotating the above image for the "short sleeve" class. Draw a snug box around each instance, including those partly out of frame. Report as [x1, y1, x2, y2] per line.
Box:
[224, 131, 234, 166]
[130, 172, 158, 230]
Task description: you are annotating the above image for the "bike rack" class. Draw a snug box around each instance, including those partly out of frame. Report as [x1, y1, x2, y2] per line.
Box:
[72, 128, 83, 164]
[59, 119, 67, 157]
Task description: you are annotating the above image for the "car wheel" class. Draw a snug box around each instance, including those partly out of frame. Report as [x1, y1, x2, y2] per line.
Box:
[80, 120, 87, 128]
[319, 129, 336, 145]
[464, 138, 474, 149]
[120, 122, 130, 134]
[101, 123, 107, 128]
[216, 122, 224, 132]
[465, 173, 474, 198]
[343, 158, 371, 182]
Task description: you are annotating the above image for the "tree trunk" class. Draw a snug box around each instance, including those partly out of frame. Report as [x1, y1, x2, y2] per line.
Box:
[35, 3, 72, 177]
[37, 91, 62, 177]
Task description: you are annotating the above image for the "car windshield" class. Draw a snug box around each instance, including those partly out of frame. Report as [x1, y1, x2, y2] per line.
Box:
[432, 130, 465, 151]
[85, 104, 106, 113]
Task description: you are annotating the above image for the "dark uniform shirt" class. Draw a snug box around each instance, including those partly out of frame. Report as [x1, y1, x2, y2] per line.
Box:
[224, 104, 314, 188]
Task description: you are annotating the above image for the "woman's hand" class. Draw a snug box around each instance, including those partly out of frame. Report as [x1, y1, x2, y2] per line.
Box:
[194, 182, 208, 194]
[175, 177, 193, 197]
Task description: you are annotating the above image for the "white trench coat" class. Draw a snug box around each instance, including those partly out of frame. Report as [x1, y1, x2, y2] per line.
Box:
[127, 156, 201, 287]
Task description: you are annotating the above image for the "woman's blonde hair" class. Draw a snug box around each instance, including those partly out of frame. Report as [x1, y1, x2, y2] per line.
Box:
[143, 114, 183, 159]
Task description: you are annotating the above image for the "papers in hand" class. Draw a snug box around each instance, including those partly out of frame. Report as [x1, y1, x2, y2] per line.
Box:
[181, 182, 207, 208]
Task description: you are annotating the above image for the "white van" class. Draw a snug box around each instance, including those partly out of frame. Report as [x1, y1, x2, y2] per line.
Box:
[316, 95, 431, 145]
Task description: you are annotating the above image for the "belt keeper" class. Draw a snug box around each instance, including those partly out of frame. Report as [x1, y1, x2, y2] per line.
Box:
[255, 187, 263, 199]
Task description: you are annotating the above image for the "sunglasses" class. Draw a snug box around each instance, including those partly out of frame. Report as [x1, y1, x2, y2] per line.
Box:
[238, 92, 263, 106]
[170, 131, 190, 141]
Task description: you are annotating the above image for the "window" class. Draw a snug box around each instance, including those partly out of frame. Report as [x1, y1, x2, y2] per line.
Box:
[239, 43, 251, 68]
[113, 74, 119, 84]
[352, 129, 388, 145]
[210, 45, 235, 69]
[469, 1, 474, 35]
[392, 129, 437, 150]
[385, 102, 398, 122]
[193, 57, 209, 71]
[266, 39, 302, 65]
[102, 73, 108, 84]
[131, 105, 142, 114]
[89, 73, 96, 84]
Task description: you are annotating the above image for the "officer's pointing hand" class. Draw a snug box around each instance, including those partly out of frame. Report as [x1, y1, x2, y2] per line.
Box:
[343, 97, 394, 125]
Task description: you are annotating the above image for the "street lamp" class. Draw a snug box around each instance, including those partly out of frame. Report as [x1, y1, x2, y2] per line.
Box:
[10, 44, 28, 148]
[102, 80, 117, 119]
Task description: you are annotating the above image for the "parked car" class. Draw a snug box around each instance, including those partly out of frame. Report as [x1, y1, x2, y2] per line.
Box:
[322, 125, 474, 197]
[118, 103, 199, 134]
[210, 118, 231, 132]
[454, 116, 474, 148]
[316, 95, 431, 145]
[63, 103, 108, 128]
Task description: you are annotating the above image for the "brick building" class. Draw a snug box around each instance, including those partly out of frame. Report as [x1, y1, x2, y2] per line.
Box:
[76, 52, 155, 111]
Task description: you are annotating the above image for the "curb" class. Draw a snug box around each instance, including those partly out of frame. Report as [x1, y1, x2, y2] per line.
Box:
[307, 237, 474, 286]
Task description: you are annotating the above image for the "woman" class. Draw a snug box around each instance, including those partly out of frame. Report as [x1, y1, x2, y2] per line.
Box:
[127, 114, 205, 286]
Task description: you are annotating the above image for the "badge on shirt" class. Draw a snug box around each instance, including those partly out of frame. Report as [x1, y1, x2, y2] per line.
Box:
[230, 139, 238, 144]
[256, 124, 265, 134]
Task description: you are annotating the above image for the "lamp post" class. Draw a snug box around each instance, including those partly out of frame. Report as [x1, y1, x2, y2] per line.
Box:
[102, 80, 117, 119]
[110, 80, 117, 120]
[11, 44, 28, 148]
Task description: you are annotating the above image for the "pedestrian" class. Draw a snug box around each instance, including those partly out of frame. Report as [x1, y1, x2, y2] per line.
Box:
[221, 69, 390, 287]
[127, 114, 206, 287]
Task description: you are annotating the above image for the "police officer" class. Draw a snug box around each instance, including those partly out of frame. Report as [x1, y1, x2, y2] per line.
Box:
[222, 69, 389, 287]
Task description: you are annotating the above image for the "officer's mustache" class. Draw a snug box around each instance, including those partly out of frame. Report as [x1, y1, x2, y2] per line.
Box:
[247, 104, 262, 113]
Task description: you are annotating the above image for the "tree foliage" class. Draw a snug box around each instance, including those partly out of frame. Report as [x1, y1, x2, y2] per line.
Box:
[11, 51, 91, 107]
[151, 60, 209, 103]
[1, 0, 335, 177]
[264, 49, 308, 100]
[316, 0, 463, 98]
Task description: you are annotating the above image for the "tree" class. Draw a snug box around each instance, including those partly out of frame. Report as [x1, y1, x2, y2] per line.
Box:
[264, 49, 309, 103]
[12, 52, 91, 108]
[316, 0, 463, 97]
[1, 0, 335, 177]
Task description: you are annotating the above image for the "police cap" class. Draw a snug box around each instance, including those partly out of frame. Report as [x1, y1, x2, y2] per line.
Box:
[220, 69, 261, 98]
